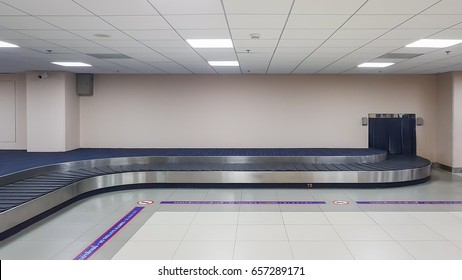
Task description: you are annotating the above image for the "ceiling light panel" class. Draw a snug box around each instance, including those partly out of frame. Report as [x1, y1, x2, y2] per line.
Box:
[148, 0, 223, 14]
[286, 15, 350, 29]
[51, 62, 92, 67]
[406, 39, 462, 48]
[208, 61, 239, 66]
[0, 30, 34, 40]
[186, 39, 233, 48]
[73, 0, 159, 15]
[0, 41, 19, 48]
[358, 62, 394, 67]
[227, 15, 287, 29]
[1, 0, 91, 15]
[357, 0, 439, 14]
[165, 15, 228, 29]
[177, 29, 230, 40]
[292, 0, 368, 14]
[223, 0, 293, 14]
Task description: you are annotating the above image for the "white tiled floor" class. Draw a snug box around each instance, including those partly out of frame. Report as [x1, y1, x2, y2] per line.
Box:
[1, 168, 462, 260]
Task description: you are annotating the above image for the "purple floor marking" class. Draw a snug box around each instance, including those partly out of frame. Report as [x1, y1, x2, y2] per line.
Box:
[73, 206, 144, 260]
[357, 201, 462, 205]
[160, 201, 326, 205]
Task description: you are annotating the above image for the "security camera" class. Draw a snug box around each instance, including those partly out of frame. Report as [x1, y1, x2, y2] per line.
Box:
[37, 72, 48, 79]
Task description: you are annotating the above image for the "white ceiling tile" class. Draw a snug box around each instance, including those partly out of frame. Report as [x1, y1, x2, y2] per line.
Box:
[97, 40, 146, 48]
[165, 15, 228, 29]
[102, 16, 170, 30]
[38, 16, 114, 30]
[429, 29, 462, 39]
[331, 29, 388, 40]
[233, 39, 279, 48]
[107, 47, 157, 54]
[342, 15, 412, 29]
[73, 0, 158, 16]
[0, 3, 26, 15]
[198, 52, 237, 61]
[230, 29, 282, 40]
[277, 40, 323, 48]
[398, 15, 462, 29]
[275, 47, 314, 54]
[227, 15, 287, 29]
[223, 0, 292, 14]
[18, 30, 83, 40]
[322, 39, 370, 48]
[214, 67, 242, 75]
[380, 29, 441, 40]
[124, 30, 182, 40]
[358, 0, 440, 14]
[6, 39, 60, 48]
[286, 15, 350, 29]
[235, 47, 275, 53]
[389, 47, 435, 54]
[366, 39, 415, 48]
[129, 53, 171, 62]
[155, 48, 198, 55]
[70, 47, 119, 54]
[423, 0, 462, 15]
[0, 16, 59, 30]
[292, 0, 367, 14]
[149, 62, 192, 74]
[148, 0, 223, 15]
[315, 47, 357, 53]
[71, 30, 132, 41]
[46, 39, 102, 48]
[144, 40, 190, 48]
[281, 29, 336, 40]
[1, 0, 91, 15]
[0, 30, 34, 39]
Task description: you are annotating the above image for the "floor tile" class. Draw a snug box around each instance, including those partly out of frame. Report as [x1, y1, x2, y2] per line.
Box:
[285, 225, 340, 241]
[236, 225, 287, 241]
[192, 212, 239, 225]
[238, 212, 283, 224]
[426, 225, 462, 240]
[282, 212, 330, 225]
[183, 225, 237, 241]
[344, 241, 414, 260]
[290, 241, 353, 260]
[381, 225, 445, 241]
[173, 241, 234, 260]
[144, 212, 196, 225]
[234, 241, 293, 260]
[324, 212, 376, 225]
[399, 241, 462, 260]
[0, 240, 73, 260]
[111, 240, 180, 260]
[410, 212, 462, 225]
[130, 225, 189, 241]
[333, 225, 393, 241]
[366, 212, 422, 225]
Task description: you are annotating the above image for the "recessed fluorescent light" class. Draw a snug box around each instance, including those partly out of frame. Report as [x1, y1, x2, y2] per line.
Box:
[358, 62, 394, 68]
[208, 61, 239, 67]
[406, 39, 462, 48]
[0, 41, 19, 48]
[187, 39, 233, 48]
[51, 62, 92, 67]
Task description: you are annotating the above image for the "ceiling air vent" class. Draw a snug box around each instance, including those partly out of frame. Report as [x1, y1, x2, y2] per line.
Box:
[378, 53, 423, 59]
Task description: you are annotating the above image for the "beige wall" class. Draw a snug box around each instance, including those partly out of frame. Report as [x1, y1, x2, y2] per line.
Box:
[436, 73, 454, 166]
[0, 74, 27, 150]
[453, 72, 462, 168]
[64, 72, 80, 151]
[80, 75, 437, 160]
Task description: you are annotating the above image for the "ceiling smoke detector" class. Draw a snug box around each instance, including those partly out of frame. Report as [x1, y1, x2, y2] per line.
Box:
[250, 33, 261, 39]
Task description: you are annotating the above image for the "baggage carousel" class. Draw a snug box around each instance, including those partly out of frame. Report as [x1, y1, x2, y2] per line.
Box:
[0, 148, 431, 239]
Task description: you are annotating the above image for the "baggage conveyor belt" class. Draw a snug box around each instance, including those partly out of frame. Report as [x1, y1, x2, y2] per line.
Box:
[0, 149, 431, 239]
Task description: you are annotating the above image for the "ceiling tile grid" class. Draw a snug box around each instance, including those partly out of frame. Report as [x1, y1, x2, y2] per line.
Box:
[0, 0, 461, 74]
